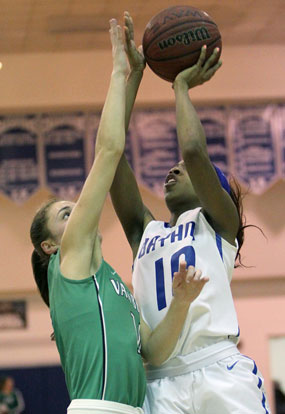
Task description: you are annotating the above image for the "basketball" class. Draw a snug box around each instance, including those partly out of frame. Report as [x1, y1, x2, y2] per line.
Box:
[142, 5, 222, 82]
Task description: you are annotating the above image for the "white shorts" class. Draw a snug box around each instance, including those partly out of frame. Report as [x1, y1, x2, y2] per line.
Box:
[67, 399, 144, 414]
[143, 353, 270, 414]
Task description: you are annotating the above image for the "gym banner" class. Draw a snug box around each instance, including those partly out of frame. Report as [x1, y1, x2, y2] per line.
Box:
[197, 106, 230, 175]
[0, 300, 26, 330]
[0, 115, 40, 203]
[0, 104, 283, 203]
[228, 105, 280, 194]
[132, 109, 180, 197]
[41, 112, 87, 200]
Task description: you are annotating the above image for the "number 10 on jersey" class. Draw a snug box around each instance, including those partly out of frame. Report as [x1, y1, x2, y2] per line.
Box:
[155, 245, 196, 311]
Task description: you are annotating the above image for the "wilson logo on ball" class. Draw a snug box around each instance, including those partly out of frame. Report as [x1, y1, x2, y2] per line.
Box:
[158, 27, 211, 50]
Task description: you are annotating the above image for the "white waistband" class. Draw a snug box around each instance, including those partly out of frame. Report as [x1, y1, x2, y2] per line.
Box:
[146, 340, 239, 380]
[68, 399, 143, 414]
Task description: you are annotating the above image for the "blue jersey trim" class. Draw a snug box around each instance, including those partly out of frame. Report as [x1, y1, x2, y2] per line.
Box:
[215, 233, 223, 261]
[257, 377, 263, 389]
[262, 393, 269, 414]
[242, 355, 269, 414]
[252, 360, 258, 375]
[155, 258, 167, 310]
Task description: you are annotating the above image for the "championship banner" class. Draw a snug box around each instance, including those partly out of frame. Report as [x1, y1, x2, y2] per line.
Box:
[0, 104, 283, 203]
[0, 300, 26, 330]
[40, 112, 87, 200]
[197, 106, 230, 175]
[277, 104, 285, 179]
[131, 109, 179, 197]
[0, 115, 40, 203]
[228, 105, 280, 194]
[85, 111, 136, 173]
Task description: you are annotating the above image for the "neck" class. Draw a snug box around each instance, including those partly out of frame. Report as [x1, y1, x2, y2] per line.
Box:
[168, 204, 200, 227]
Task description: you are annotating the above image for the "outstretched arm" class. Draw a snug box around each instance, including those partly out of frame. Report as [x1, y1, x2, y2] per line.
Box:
[173, 47, 239, 244]
[111, 12, 153, 259]
[140, 262, 209, 366]
[60, 20, 128, 279]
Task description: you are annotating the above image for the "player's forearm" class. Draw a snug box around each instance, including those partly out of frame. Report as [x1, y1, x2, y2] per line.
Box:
[173, 81, 207, 156]
[125, 69, 144, 131]
[143, 298, 190, 366]
[96, 71, 126, 155]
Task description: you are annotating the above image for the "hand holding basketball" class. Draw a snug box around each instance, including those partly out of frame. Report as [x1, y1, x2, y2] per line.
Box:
[173, 45, 222, 89]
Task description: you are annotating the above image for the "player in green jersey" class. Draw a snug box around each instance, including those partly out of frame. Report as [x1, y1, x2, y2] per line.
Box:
[30, 19, 208, 414]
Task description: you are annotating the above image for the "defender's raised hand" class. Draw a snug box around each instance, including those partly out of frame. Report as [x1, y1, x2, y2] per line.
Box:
[124, 11, 145, 72]
[109, 18, 129, 76]
[172, 261, 209, 304]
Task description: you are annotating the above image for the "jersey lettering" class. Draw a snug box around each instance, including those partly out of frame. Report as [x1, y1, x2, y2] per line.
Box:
[138, 221, 195, 259]
[110, 279, 138, 311]
[155, 245, 196, 310]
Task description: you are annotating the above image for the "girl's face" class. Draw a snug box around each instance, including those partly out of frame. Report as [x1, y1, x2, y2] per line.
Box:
[41, 200, 75, 255]
[164, 161, 199, 205]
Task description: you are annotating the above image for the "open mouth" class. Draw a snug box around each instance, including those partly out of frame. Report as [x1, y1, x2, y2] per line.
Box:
[164, 174, 177, 187]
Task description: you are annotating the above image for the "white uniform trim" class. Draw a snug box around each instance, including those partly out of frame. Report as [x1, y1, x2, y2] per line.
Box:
[93, 275, 108, 399]
[146, 340, 239, 380]
[68, 399, 144, 414]
[144, 354, 270, 414]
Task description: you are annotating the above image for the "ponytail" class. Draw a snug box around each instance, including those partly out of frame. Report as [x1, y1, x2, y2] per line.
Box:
[31, 249, 50, 307]
[30, 198, 58, 307]
[229, 177, 264, 267]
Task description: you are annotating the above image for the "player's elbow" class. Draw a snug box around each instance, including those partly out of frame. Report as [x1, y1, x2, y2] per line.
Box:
[142, 348, 168, 367]
[96, 133, 125, 158]
[181, 140, 205, 162]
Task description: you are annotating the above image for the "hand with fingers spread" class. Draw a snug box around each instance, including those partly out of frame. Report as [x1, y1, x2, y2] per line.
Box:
[124, 11, 146, 73]
[173, 45, 222, 89]
[172, 261, 209, 305]
[109, 18, 129, 77]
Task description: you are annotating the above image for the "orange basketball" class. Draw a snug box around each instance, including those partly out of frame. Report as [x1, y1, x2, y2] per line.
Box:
[142, 5, 222, 82]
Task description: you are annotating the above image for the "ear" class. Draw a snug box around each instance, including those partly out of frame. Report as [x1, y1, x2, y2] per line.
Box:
[41, 239, 58, 256]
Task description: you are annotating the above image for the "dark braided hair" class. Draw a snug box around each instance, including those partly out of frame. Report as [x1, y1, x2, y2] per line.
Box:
[30, 198, 58, 307]
[228, 176, 257, 267]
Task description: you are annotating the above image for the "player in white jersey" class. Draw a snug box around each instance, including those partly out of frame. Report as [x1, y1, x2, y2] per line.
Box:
[110, 12, 270, 414]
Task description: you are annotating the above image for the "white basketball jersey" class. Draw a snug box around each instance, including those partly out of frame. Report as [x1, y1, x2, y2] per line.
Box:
[132, 207, 240, 358]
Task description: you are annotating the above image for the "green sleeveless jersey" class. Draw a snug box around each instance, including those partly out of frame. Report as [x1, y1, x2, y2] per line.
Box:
[48, 250, 146, 407]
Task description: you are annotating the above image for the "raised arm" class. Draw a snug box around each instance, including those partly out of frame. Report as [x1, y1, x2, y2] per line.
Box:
[140, 262, 209, 366]
[60, 20, 128, 278]
[111, 12, 154, 259]
[173, 46, 239, 244]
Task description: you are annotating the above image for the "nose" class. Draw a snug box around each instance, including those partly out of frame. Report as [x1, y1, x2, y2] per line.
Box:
[169, 166, 180, 175]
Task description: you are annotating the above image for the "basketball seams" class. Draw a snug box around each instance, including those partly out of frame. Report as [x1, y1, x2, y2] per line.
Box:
[147, 6, 213, 28]
[143, 19, 218, 55]
[146, 36, 221, 62]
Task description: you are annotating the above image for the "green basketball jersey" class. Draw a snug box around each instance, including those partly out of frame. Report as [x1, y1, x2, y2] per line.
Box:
[48, 250, 146, 407]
